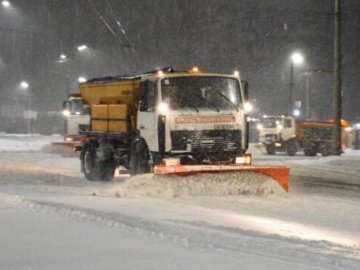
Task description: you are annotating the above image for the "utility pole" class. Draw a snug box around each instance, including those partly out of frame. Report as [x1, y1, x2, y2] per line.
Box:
[304, 74, 310, 119]
[289, 62, 294, 115]
[332, 0, 342, 155]
[288, 52, 304, 115]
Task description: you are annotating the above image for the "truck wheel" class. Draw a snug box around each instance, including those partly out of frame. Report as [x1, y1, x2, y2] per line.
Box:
[82, 144, 116, 181]
[303, 148, 312, 156]
[311, 145, 318, 156]
[286, 141, 297, 156]
[129, 138, 150, 175]
[266, 144, 275, 155]
[82, 146, 99, 181]
[304, 148, 317, 156]
[303, 142, 318, 156]
[320, 143, 332, 157]
[98, 159, 116, 181]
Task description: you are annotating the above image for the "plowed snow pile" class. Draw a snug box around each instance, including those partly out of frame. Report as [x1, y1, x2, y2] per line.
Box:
[107, 172, 285, 198]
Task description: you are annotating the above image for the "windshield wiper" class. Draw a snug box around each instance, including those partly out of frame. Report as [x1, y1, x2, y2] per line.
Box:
[207, 101, 220, 112]
[214, 90, 239, 111]
[184, 104, 199, 113]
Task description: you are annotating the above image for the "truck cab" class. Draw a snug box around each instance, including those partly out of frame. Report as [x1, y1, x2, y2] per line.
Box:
[258, 115, 297, 155]
[62, 95, 90, 141]
[137, 71, 250, 164]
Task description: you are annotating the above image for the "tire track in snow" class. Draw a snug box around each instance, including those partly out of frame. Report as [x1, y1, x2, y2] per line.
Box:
[6, 193, 360, 270]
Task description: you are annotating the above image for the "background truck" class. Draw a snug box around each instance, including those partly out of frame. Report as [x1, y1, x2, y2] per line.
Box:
[258, 115, 345, 156]
[74, 67, 254, 181]
[62, 94, 90, 142]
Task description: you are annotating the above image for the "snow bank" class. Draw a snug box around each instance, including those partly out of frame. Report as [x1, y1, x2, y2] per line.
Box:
[0, 134, 62, 152]
[106, 172, 285, 198]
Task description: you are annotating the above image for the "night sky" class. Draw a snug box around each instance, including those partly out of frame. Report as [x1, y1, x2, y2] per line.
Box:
[0, 0, 359, 133]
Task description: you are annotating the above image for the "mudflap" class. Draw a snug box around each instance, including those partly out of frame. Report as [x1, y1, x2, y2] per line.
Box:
[154, 165, 290, 192]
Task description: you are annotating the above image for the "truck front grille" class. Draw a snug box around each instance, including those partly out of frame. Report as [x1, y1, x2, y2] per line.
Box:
[171, 130, 241, 152]
[265, 134, 278, 142]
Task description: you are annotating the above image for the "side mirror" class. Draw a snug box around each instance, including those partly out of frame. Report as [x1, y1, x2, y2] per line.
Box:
[62, 100, 70, 110]
[244, 82, 249, 101]
[139, 81, 148, 111]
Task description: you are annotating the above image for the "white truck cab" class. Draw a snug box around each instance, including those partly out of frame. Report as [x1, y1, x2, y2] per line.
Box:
[137, 71, 250, 164]
[62, 96, 90, 141]
[258, 115, 298, 155]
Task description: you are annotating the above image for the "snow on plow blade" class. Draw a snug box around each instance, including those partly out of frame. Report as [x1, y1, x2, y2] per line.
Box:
[154, 165, 290, 192]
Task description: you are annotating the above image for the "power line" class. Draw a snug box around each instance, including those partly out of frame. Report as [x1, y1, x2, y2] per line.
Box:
[86, 0, 133, 49]
[87, 0, 117, 37]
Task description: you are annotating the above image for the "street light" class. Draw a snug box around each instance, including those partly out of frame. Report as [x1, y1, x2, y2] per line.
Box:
[1, 0, 10, 7]
[20, 81, 29, 90]
[289, 51, 304, 114]
[78, 76, 86, 83]
[18, 81, 35, 134]
[291, 52, 304, 66]
[59, 54, 67, 61]
[77, 45, 88, 52]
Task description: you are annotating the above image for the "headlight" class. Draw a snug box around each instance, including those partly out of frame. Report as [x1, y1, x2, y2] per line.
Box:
[235, 154, 252, 165]
[158, 102, 169, 114]
[62, 109, 71, 117]
[243, 102, 253, 113]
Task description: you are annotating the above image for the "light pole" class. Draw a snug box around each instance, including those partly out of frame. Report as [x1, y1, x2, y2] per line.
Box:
[56, 54, 74, 97]
[332, 0, 342, 155]
[57, 44, 88, 96]
[289, 52, 304, 115]
[19, 81, 35, 135]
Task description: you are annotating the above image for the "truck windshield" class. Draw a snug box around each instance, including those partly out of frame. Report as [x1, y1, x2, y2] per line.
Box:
[262, 117, 282, 128]
[161, 76, 241, 111]
[69, 99, 89, 115]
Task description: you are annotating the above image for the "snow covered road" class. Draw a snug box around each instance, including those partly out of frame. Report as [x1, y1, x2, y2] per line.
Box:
[0, 134, 359, 269]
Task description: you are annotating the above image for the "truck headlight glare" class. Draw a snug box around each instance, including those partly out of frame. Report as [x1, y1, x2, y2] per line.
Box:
[244, 102, 253, 112]
[158, 102, 169, 114]
[235, 154, 252, 165]
[62, 109, 71, 117]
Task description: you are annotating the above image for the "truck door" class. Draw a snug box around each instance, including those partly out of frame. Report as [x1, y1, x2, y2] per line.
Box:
[282, 117, 295, 141]
[137, 80, 158, 151]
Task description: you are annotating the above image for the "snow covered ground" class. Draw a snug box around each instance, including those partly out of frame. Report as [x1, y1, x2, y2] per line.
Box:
[0, 134, 359, 269]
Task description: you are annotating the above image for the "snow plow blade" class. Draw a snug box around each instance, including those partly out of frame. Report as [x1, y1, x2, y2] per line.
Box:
[154, 165, 290, 192]
[52, 141, 77, 148]
[51, 141, 82, 153]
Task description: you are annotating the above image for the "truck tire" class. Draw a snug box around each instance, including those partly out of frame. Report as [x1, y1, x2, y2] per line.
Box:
[303, 142, 318, 156]
[82, 144, 116, 181]
[82, 145, 100, 181]
[320, 143, 332, 157]
[98, 159, 116, 181]
[286, 141, 298, 156]
[129, 137, 150, 175]
[266, 144, 276, 155]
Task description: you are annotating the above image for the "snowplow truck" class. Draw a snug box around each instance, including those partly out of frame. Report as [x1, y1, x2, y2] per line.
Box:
[76, 68, 289, 191]
[258, 115, 344, 157]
